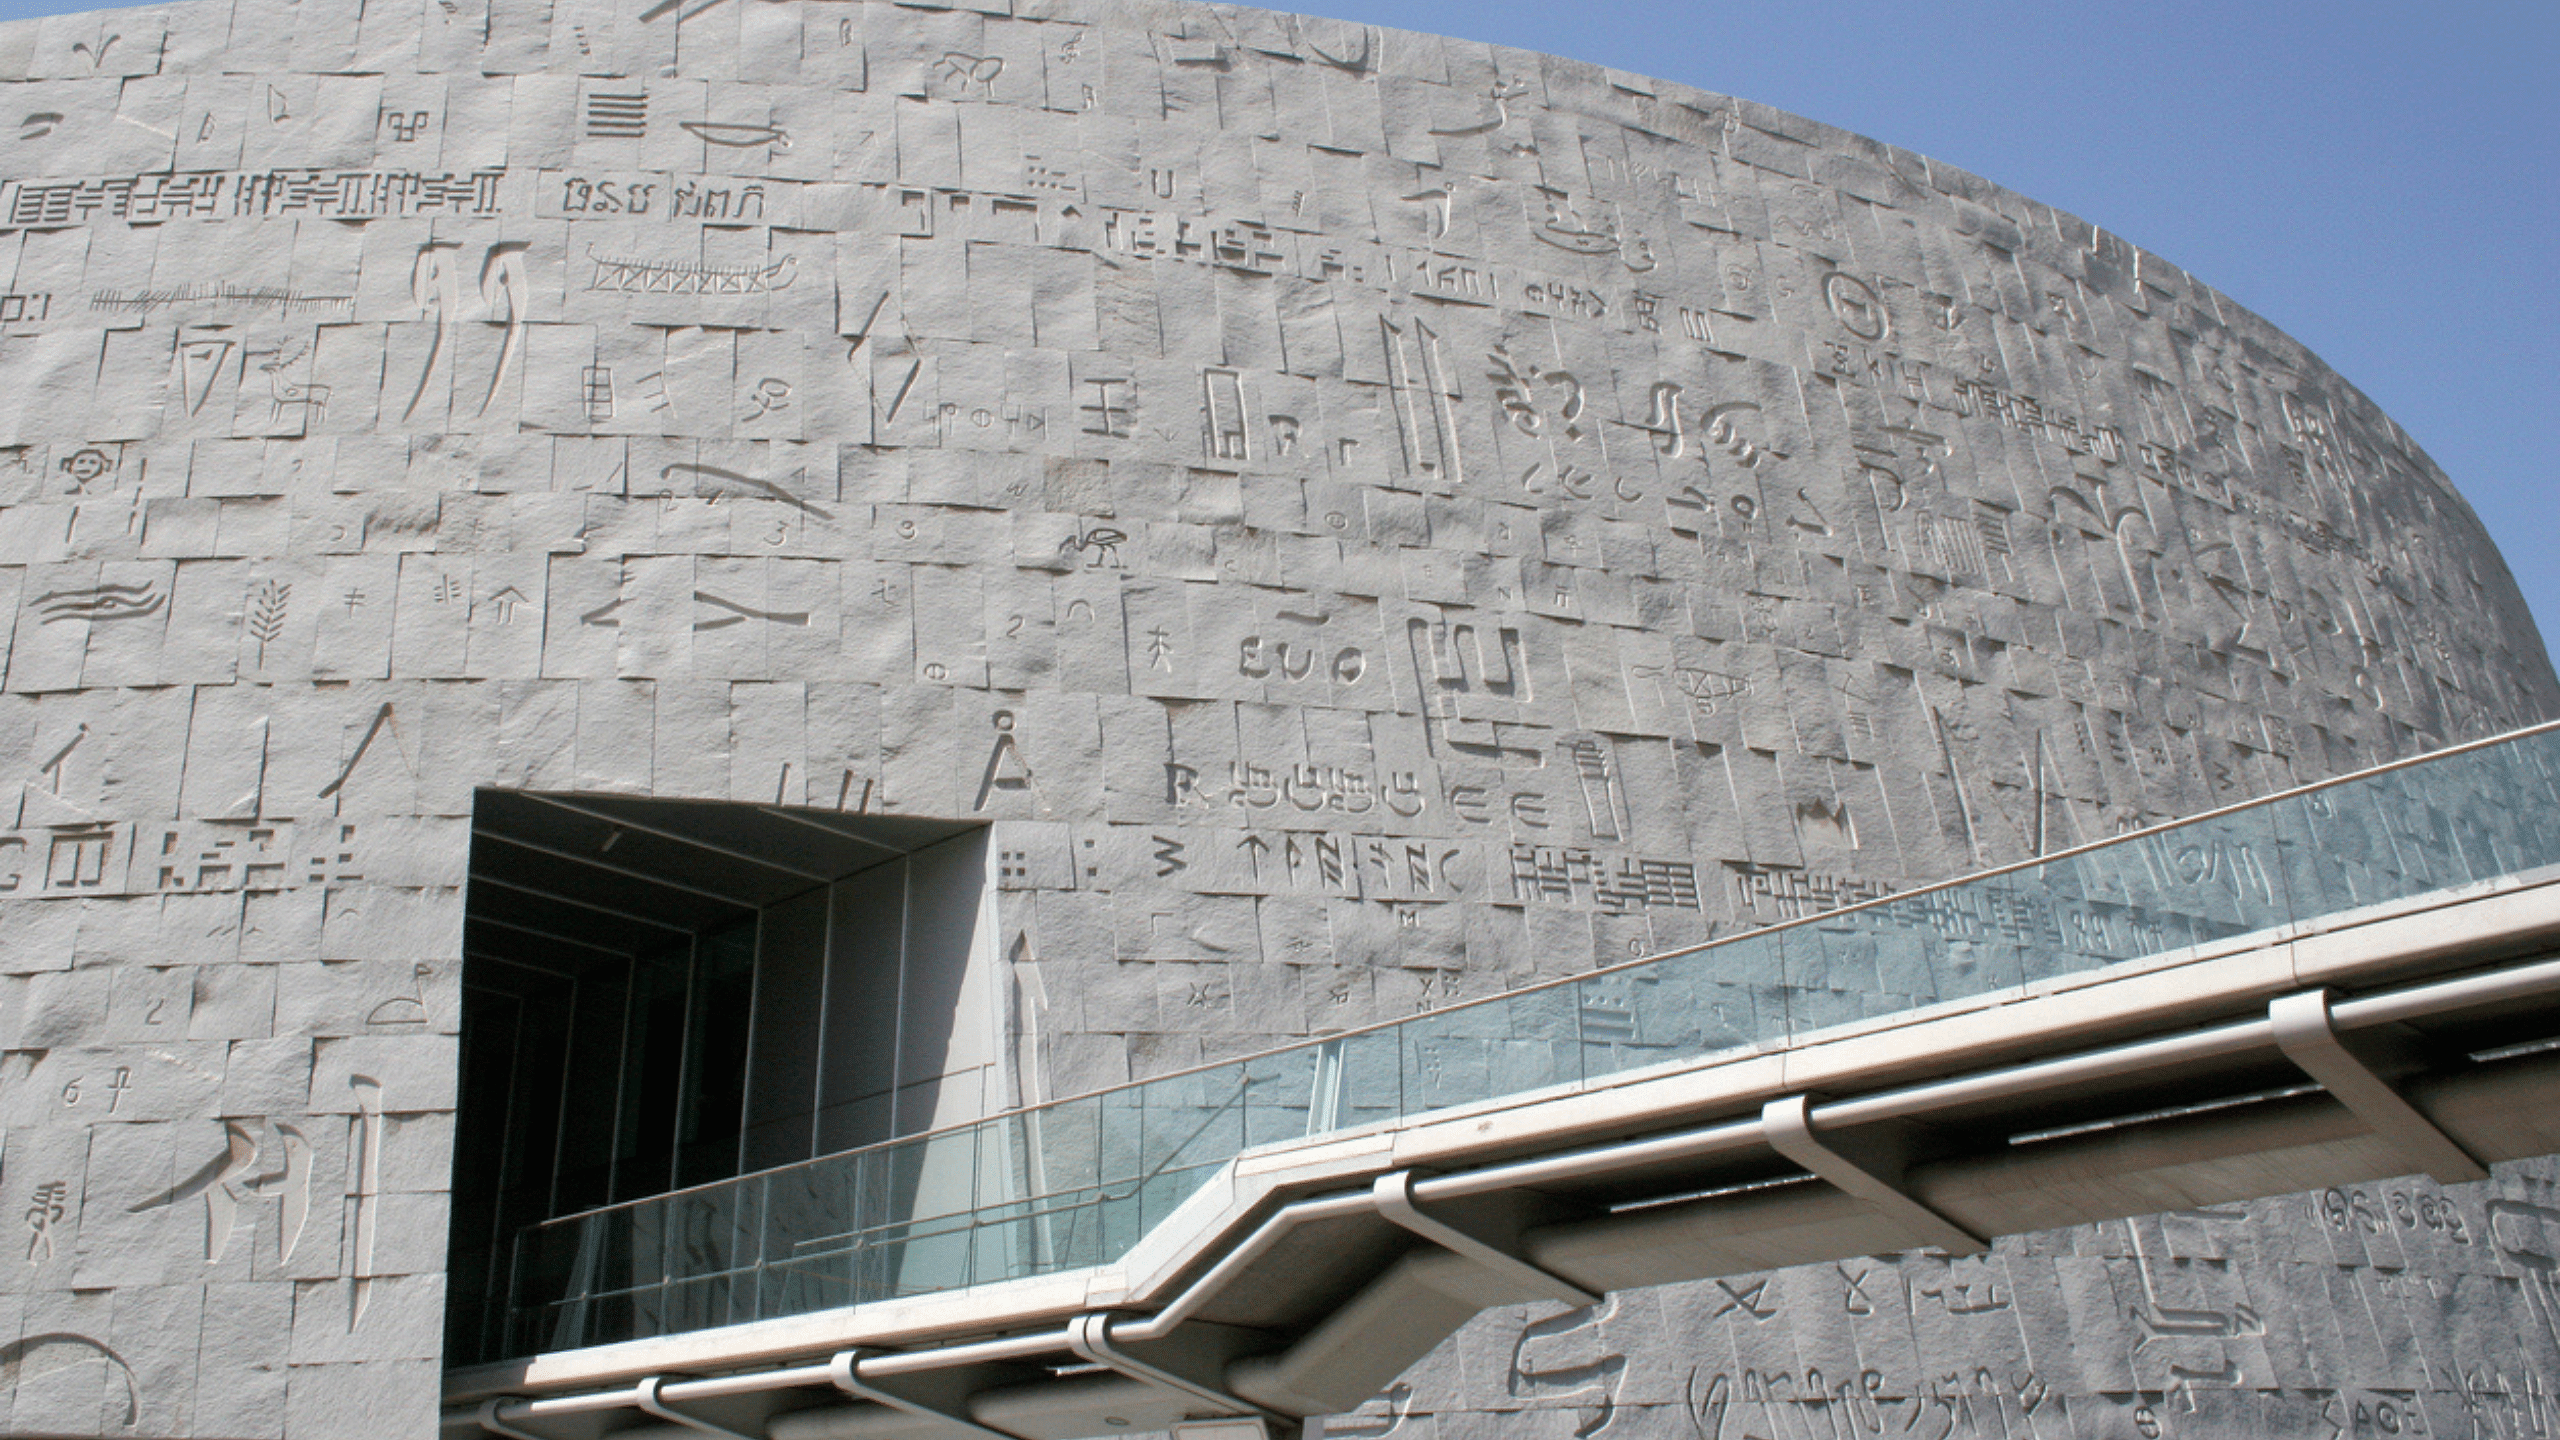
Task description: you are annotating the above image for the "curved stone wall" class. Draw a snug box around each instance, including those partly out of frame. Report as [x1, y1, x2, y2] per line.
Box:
[0, 0, 2551, 1433]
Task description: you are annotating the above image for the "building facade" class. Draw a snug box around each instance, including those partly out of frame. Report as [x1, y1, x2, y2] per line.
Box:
[0, 0, 2554, 1433]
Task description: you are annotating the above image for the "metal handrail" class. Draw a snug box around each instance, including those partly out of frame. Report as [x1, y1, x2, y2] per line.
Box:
[502, 716, 2560, 1346]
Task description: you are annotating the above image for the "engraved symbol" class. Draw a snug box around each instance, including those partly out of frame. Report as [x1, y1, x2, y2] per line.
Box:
[874, 359, 920, 425]
[1429, 77, 1530, 139]
[38, 723, 88, 796]
[25, 1181, 67, 1261]
[680, 119, 790, 150]
[19, 111, 62, 139]
[1153, 835, 1187, 876]
[0, 1335, 138, 1428]
[692, 591, 809, 630]
[1295, 16, 1374, 71]
[318, 702, 414, 803]
[58, 446, 115, 489]
[1784, 486, 1831, 537]
[380, 108, 430, 142]
[1701, 401, 1783, 468]
[1202, 367, 1250, 462]
[1560, 735, 1626, 842]
[664, 461, 830, 518]
[1410, 618, 1527, 707]
[482, 585, 531, 625]
[1510, 1299, 1625, 1440]
[252, 338, 330, 429]
[477, 241, 529, 418]
[1382, 315, 1462, 489]
[265, 84, 290, 124]
[71, 33, 119, 67]
[364, 963, 432, 1027]
[348, 1075, 382, 1330]
[933, 52, 1004, 101]
[176, 337, 236, 415]
[1079, 377, 1133, 437]
[1708, 1277, 1777, 1321]
[974, 711, 1039, 810]
[127, 1119, 311, 1265]
[1533, 188, 1621, 256]
[34, 581, 163, 624]
[1632, 381, 1685, 458]
[634, 0, 709, 24]
[402, 242, 461, 422]
[586, 249, 796, 294]
[1824, 271, 1889, 341]
[245, 578, 289, 664]
[1059, 521, 1126, 569]
[742, 376, 792, 422]
[585, 91, 647, 138]
[1145, 627, 1174, 670]
[581, 366, 614, 421]
[1488, 343, 1585, 440]
[1399, 183, 1453, 240]
[1838, 1261, 1880, 1315]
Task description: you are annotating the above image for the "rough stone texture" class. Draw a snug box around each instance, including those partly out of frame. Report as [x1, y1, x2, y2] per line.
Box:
[0, 0, 2551, 1434]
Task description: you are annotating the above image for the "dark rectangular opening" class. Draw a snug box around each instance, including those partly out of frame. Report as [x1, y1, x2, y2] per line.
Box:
[446, 791, 998, 1367]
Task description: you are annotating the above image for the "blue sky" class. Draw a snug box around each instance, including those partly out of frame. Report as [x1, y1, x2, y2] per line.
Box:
[3, 0, 2552, 663]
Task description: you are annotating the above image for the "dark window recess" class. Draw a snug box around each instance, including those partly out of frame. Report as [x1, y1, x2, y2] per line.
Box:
[445, 792, 997, 1369]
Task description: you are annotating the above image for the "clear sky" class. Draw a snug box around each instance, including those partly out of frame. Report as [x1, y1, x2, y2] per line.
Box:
[3, 0, 2553, 664]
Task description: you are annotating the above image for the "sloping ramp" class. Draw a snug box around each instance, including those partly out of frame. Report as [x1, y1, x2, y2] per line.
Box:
[448, 721, 2560, 1440]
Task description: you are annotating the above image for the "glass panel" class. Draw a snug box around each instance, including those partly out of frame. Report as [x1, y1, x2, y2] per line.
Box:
[508, 725, 2560, 1354]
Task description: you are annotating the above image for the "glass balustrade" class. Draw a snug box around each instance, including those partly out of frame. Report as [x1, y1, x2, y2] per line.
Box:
[506, 721, 2560, 1356]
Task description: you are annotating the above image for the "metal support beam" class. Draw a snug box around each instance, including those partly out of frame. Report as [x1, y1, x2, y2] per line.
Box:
[2271, 989, 2487, 1184]
[636, 1376, 762, 1440]
[1372, 1170, 1595, 1306]
[1760, 1095, 1986, 1255]
[471, 872, 696, 932]
[523, 792, 837, 881]
[465, 914, 637, 959]
[473, 829, 760, 907]
[1065, 1314, 1284, 1423]
[828, 1350, 1027, 1440]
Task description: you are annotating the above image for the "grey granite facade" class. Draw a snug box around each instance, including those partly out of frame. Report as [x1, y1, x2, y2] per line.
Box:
[0, 0, 2552, 1434]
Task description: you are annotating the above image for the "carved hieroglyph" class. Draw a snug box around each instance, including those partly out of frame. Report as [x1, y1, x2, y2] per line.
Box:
[0, 0, 2552, 1434]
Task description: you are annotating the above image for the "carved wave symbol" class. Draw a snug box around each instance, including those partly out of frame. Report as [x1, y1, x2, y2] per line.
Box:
[586, 248, 796, 295]
[34, 581, 164, 623]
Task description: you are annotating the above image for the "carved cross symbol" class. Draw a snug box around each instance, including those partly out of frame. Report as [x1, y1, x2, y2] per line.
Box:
[1709, 1277, 1777, 1321]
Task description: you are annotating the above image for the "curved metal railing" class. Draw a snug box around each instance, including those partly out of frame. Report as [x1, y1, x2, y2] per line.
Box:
[506, 718, 2560, 1357]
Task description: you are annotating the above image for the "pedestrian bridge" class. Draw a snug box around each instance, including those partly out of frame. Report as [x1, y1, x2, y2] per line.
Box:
[447, 721, 2560, 1440]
